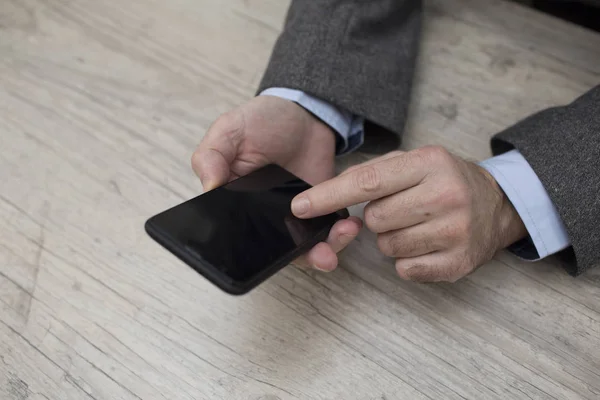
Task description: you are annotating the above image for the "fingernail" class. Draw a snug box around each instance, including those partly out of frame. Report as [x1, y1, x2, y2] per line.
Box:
[339, 233, 355, 245]
[202, 179, 216, 191]
[312, 264, 330, 272]
[291, 196, 310, 216]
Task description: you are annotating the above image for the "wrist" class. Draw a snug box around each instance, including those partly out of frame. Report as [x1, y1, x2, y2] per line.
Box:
[480, 165, 528, 250]
[286, 106, 336, 184]
[305, 111, 337, 155]
[499, 191, 528, 248]
[260, 88, 351, 155]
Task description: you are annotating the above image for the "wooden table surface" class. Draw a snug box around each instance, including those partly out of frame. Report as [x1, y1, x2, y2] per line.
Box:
[1, 1, 600, 399]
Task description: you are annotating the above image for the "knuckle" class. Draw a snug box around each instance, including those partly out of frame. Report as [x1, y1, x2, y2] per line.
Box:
[459, 250, 475, 269]
[395, 260, 412, 280]
[388, 232, 406, 256]
[396, 262, 433, 282]
[396, 195, 419, 220]
[403, 266, 423, 281]
[431, 145, 452, 161]
[453, 185, 471, 207]
[364, 203, 385, 232]
[379, 231, 410, 257]
[354, 166, 382, 193]
[213, 110, 244, 137]
[376, 233, 395, 257]
[413, 266, 439, 282]
[459, 218, 474, 238]
[396, 255, 468, 283]
[376, 234, 390, 255]
[470, 249, 487, 270]
[419, 145, 452, 164]
[438, 222, 458, 241]
[406, 148, 427, 167]
[455, 250, 478, 275]
[421, 236, 436, 253]
[440, 218, 471, 241]
[435, 184, 471, 208]
[190, 149, 204, 172]
[213, 113, 234, 131]
[343, 165, 360, 175]
[448, 260, 470, 282]
[446, 272, 462, 283]
[442, 257, 463, 283]
[388, 152, 409, 170]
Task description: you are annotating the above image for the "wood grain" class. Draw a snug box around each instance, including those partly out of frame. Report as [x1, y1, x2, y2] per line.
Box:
[1, 0, 599, 399]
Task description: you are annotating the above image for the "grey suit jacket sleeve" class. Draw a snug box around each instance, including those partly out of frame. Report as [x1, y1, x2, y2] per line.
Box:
[258, 0, 422, 135]
[259, 0, 599, 275]
[491, 86, 600, 275]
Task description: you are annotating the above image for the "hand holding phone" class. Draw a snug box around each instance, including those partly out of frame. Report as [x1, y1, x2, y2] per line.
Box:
[145, 165, 353, 295]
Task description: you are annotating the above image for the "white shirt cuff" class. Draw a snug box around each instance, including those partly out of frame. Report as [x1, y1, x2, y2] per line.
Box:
[480, 149, 571, 260]
[259, 88, 364, 155]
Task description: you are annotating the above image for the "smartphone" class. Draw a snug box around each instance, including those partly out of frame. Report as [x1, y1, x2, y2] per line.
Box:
[145, 164, 349, 295]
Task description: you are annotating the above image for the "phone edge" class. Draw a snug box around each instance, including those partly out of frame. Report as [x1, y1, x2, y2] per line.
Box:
[145, 211, 345, 296]
[145, 218, 248, 295]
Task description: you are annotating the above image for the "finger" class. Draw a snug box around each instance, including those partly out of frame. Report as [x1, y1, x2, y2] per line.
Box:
[298, 242, 338, 272]
[395, 252, 460, 283]
[191, 114, 243, 191]
[364, 184, 434, 233]
[327, 216, 363, 253]
[340, 151, 405, 176]
[295, 217, 362, 271]
[377, 222, 448, 258]
[292, 150, 429, 218]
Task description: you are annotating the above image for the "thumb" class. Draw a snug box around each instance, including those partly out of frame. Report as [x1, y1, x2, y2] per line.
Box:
[192, 148, 230, 191]
[192, 113, 244, 191]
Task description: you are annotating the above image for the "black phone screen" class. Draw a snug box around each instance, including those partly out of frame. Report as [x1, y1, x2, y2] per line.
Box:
[146, 164, 347, 293]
